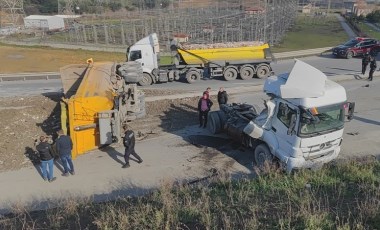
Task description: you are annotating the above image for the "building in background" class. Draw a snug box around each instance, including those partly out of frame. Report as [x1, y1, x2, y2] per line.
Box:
[23, 15, 65, 30]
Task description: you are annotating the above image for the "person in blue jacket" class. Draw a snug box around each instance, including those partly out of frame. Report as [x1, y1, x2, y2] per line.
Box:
[56, 129, 75, 176]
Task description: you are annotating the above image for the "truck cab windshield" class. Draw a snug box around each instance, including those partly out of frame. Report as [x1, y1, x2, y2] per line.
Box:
[299, 104, 345, 137]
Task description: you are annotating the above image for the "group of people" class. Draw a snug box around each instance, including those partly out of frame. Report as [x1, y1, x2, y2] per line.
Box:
[361, 52, 377, 81]
[197, 87, 229, 128]
[36, 125, 142, 181]
[35, 129, 75, 182]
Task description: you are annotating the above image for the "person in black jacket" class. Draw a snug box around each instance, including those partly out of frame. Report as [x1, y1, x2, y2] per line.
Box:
[122, 124, 143, 168]
[217, 87, 228, 108]
[362, 52, 371, 75]
[198, 92, 213, 128]
[36, 136, 56, 182]
[56, 129, 75, 176]
[368, 55, 377, 81]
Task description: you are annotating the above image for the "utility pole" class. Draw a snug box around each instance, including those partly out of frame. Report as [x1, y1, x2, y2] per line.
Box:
[327, 0, 331, 14]
[264, 0, 267, 42]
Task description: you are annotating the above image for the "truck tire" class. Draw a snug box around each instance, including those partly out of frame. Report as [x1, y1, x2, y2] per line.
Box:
[239, 65, 255, 80]
[255, 64, 271, 79]
[138, 73, 153, 86]
[186, 69, 201, 83]
[223, 67, 238, 81]
[207, 111, 222, 134]
[217, 110, 227, 129]
[254, 144, 274, 169]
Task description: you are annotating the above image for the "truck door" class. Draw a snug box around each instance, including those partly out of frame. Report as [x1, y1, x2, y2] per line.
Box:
[128, 45, 158, 73]
[270, 101, 300, 157]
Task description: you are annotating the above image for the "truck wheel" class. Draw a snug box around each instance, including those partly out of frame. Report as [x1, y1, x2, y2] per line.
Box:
[138, 73, 153, 86]
[255, 64, 271, 79]
[254, 144, 274, 169]
[216, 110, 227, 129]
[346, 51, 354, 59]
[223, 68, 238, 81]
[186, 70, 201, 83]
[207, 111, 222, 134]
[239, 65, 255, 80]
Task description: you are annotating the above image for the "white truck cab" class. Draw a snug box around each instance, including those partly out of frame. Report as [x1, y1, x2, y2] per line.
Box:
[127, 33, 160, 84]
[210, 60, 353, 172]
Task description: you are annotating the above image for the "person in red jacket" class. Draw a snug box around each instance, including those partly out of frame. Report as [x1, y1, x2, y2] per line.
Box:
[198, 92, 213, 128]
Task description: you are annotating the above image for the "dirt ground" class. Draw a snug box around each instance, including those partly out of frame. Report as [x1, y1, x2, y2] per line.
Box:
[0, 92, 209, 172]
[0, 44, 125, 73]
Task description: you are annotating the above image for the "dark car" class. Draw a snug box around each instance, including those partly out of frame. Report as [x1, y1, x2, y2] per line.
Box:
[332, 37, 380, 59]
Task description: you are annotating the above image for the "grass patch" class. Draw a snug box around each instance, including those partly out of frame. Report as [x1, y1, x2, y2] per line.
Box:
[272, 15, 349, 53]
[0, 43, 126, 73]
[0, 42, 174, 73]
[0, 158, 379, 229]
[356, 22, 380, 40]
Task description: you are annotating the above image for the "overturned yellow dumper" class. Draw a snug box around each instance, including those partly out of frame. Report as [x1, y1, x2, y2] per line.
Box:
[60, 61, 145, 158]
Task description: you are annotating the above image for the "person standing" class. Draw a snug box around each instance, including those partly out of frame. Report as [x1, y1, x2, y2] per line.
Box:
[56, 129, 75, 176]
[122, 124, 143, 168]
[368, 56, 377, 81]
[198, 92, 213, 128]
[362, 52, 371, 75]
[217, 87, 228, 108]
[203, 87, 211, 97]
[36, 136, 56, 182]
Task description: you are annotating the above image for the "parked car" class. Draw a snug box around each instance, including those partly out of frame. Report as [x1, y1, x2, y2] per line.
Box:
[332, 37, 380, 59]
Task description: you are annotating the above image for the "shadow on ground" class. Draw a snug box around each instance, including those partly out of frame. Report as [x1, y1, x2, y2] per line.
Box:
[156, 102, 255, 173]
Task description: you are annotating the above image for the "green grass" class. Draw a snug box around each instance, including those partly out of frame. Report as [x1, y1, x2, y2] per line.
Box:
[272, 15, 349, 53]
[1, 158, 379, 229]
[356, 22, 380, 40]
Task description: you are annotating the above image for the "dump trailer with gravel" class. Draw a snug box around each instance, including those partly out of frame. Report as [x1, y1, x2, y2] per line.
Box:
[126, 33, 273, 85]
[207, 60, 355, 172]
[60, 60, 145, 158]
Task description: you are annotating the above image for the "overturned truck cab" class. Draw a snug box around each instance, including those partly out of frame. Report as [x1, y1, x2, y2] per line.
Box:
[207, 60, 354, 172]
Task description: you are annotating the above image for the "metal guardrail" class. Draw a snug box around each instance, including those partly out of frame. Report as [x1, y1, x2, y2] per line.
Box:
[0, 72, 60, 82]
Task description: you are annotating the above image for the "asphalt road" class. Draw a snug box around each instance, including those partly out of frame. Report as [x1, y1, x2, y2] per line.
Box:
[1, 77, 379, 214]
[0, 54, 367, 97]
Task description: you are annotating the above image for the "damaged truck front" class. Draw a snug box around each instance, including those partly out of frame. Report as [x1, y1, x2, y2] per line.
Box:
[207, 60, 355, 172]
[60, 60, 145, 158]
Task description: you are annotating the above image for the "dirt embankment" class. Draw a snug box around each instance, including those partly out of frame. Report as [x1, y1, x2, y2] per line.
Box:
[0, 92, 212, 172]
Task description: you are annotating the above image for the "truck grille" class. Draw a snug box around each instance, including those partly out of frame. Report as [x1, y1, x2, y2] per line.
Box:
[302, 138, 341, 160]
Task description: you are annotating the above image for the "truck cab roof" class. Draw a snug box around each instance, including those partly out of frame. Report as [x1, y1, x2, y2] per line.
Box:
[264, 60, 347, 108]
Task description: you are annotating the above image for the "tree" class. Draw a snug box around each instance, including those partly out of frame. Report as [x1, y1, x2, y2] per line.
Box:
[366, 10, 380, 23]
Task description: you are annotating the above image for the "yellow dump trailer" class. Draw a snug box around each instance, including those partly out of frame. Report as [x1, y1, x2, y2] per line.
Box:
[126, 33, 273, 85]
[177, 44, 271, 65]
[60, 61, 145, 158]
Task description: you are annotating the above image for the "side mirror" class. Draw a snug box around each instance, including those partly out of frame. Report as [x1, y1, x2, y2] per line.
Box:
[287, 114, 297, 135]
[347, 102, 355, 121]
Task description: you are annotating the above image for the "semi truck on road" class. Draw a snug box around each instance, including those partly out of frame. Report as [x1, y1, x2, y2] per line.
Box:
[207, 60, 355, 172]
[126, 33, 273, 85]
